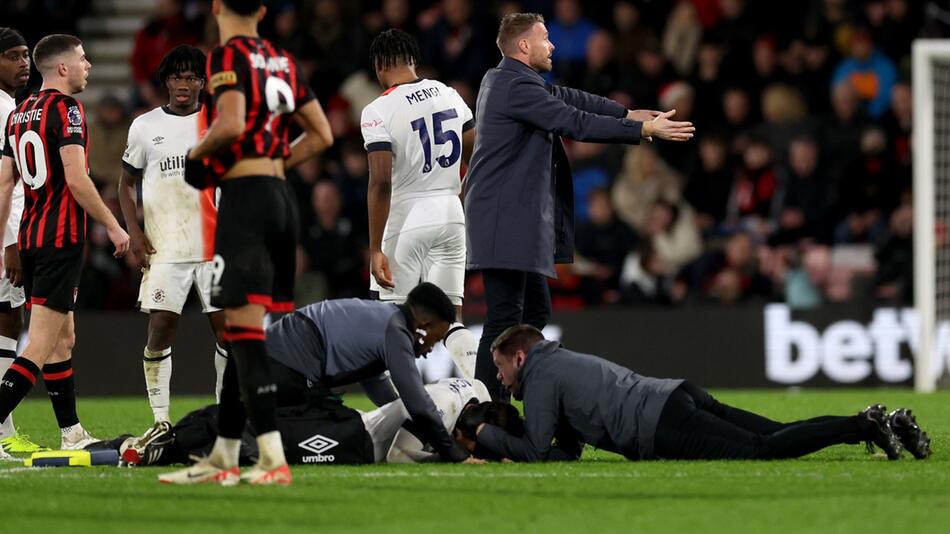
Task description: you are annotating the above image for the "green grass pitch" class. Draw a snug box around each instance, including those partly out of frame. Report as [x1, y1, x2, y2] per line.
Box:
[2, 389, 948, 533]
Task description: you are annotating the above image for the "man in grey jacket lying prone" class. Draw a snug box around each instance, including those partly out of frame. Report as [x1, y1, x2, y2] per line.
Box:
[474, 325, 931, 462]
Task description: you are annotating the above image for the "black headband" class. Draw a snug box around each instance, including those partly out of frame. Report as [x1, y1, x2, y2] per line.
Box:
[0, 33, 27, 54]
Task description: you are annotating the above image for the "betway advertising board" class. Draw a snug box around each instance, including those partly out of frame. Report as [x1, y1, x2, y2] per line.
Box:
[62, 305, 942, 395]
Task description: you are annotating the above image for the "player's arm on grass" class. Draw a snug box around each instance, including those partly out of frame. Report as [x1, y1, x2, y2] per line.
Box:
[383, 317, 471, 463]
[286, 99, 333, 170]
[476, 378, 579, 462]
[61, 145, 129, 257]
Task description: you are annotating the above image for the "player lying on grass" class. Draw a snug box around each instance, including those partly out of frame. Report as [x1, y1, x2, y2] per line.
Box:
[118, 378, 514, 466]
[474, 325, 932, 462]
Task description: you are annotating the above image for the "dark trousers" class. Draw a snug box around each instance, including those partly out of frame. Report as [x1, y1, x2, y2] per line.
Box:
[475, 269, 552, 400]
[653, 382, 869, 460]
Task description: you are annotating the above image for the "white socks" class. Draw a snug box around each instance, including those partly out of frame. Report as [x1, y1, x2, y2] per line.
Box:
[256, 431, 287, 469]
[0, 335, 16, 439]
[143, 347, 172, 423]
[444, 323, 477, 379]
[214, 344, 229, 402]
[210, 436, 241, 468]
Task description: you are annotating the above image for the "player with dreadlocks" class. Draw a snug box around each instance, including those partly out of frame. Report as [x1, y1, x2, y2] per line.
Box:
[116, 44, 229, 459]
[360, 29, 479, 381]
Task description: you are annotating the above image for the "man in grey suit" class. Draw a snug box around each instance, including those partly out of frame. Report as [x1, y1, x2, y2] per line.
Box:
[464, 13, 695, 400]
[472, 325, 928, 462]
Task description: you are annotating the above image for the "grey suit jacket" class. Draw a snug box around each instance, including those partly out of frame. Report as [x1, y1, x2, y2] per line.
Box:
[477, 340, 683, 461]
[464, 57, 643, 277]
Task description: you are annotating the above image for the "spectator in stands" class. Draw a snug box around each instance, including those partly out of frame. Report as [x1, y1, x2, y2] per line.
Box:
[872, 197, 913, 305]
[548, 0, 598, 83]
[574, 188, 637, 304]
[721, 86, 755, 153]
[797, 36, 834, 115]
[130, 0, 201, 108]
[683, 231, 773, 304]
[833, 128, 894, 244]
[757, 83, 811, 169]
[612, 145, 682, 234]
[330, 138, 370, 237]
[87, 95, 130, 187]
[822, 82, 871, 184]
[661, 1, 701, 77]
[643, 199, 702, 277]
[621, 37, 672, 110]
[611, 1, 651, 70]
[773, 137, 833, 245]
[684, 133, 733, 234]
[831, 27, 898, 119]
[727, 136, 779, 237]
[579, 31, 619, 96]
[619, 241, 682, 305]
[657, 81, 696, 173]
[302, 0, 364, 103]
[421, 0, 487, 88]
[301, 181, 367, 300]
[689, 39, 726, 128]
[883, 82, 912, 179]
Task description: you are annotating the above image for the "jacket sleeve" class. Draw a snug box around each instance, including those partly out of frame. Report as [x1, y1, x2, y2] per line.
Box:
[476, 374, 577, 462]
[359, 372, 398, 407]
[506, 77, 642, 144]
[548, 84, 626, 118]
[382, 317, 470, 463]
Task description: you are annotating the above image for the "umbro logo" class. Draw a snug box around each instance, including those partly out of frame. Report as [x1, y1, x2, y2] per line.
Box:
[298, 434, 338, 455]
[152, 136, 165, 145]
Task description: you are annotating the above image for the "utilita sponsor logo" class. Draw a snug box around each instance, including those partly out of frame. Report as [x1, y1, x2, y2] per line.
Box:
[298, 434, 338, 463]
[765, 304, 950, 384]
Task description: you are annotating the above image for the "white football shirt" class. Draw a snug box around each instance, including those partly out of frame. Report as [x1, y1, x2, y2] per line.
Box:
[0, 90, 25, 250]
[122, 106, 216, 264]
[360, 79, 473, 234]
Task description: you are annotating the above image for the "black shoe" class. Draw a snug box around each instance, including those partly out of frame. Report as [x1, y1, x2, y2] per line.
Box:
[888, 409, 931, 460]
[861, 405, 903, 460]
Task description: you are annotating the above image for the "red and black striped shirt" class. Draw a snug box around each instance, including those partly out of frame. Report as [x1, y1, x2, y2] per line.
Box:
[2, 89, 88, 249]
[204, 36, 315, 177]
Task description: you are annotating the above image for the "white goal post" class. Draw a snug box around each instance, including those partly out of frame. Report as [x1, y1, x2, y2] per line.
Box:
[913, 39, 950, 392]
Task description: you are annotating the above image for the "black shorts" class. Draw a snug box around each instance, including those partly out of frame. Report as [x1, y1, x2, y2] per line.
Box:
[211, 176, 299, 312]
[20, 243, 84, 312]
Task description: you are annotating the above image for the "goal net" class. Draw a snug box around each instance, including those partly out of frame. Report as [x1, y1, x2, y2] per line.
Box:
[913, 39, 950, 392]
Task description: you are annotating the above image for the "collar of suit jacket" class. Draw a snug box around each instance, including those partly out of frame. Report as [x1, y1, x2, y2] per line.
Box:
[498, 57, 544, 81]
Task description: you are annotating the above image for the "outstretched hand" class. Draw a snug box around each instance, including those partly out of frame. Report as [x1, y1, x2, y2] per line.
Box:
[641, 109, 695, 142]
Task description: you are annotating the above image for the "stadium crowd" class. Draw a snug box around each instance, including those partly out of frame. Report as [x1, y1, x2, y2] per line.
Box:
[6, 0, 947, 312]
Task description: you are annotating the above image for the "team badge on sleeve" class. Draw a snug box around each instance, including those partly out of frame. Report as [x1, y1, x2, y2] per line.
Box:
[67, 106, 83, 126]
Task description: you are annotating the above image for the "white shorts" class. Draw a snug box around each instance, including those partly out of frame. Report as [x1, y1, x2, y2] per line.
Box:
[137, 261, 219, 314]
[0, 277, 25, 310]
[360, 401, 409, 463]
[370, 222, 466, 306]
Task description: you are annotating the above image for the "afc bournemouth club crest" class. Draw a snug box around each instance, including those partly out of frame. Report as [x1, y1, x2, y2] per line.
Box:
[152, 289, 166, 303]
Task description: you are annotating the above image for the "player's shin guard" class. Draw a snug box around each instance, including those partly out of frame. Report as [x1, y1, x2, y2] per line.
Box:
[0, 340, 18, 438]
[444, 323, 477, 379]
[43, 360, 79, 429]
[143, 347, 172, 423]
[0, 357, 39, 425]
[214, 343, 229, 402]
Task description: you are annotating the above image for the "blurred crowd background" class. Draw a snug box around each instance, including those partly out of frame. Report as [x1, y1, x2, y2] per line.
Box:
[7, 0, 950, 314]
